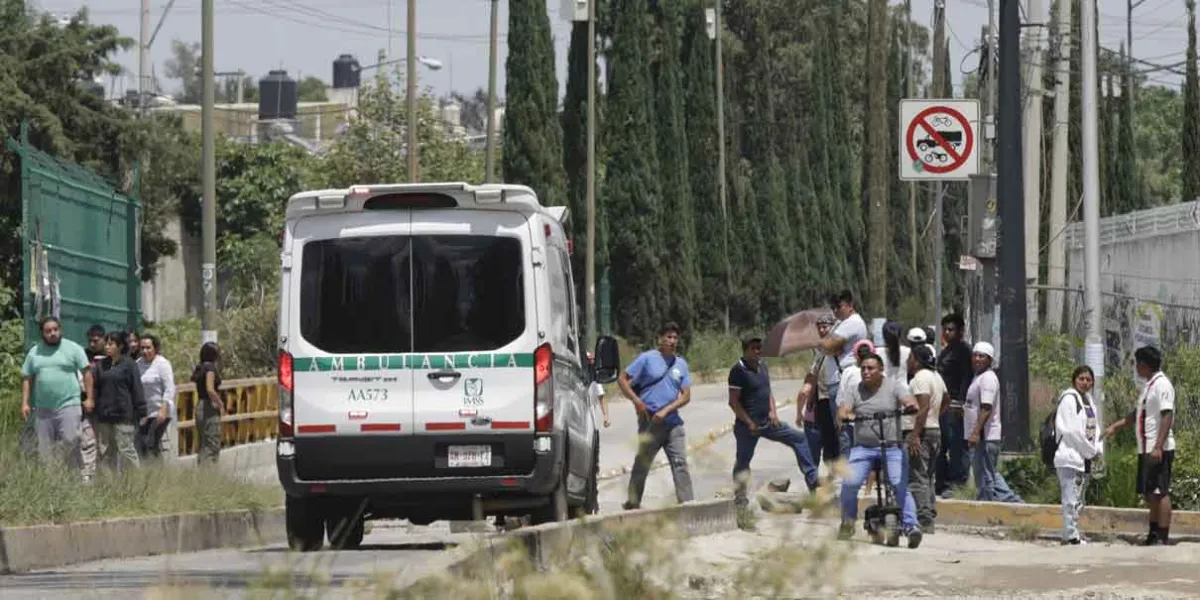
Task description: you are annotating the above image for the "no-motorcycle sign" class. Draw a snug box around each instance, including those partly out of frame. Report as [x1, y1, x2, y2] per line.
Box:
[898, 99, 980, 181]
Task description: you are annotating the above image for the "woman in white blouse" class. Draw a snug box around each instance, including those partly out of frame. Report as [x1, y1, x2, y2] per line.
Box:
[1053, 365, 1102, 545]
[136, 334, 177, 460]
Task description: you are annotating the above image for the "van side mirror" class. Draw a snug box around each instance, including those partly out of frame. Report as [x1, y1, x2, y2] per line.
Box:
[593, 336, 620, 384]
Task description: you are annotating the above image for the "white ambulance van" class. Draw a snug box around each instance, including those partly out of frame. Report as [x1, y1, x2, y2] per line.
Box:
[274, 182, 620, 551]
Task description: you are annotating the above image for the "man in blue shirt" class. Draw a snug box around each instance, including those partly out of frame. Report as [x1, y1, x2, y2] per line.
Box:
[618, 322, 694, 509]
[730, 337, 820, 508]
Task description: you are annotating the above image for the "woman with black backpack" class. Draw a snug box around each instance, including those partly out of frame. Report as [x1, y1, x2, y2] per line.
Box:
[1049, 365, 1103, 545]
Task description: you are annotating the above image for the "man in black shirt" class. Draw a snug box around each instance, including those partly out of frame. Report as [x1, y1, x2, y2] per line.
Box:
[729, 337, 820, 508]
[936, 314, 974, 496]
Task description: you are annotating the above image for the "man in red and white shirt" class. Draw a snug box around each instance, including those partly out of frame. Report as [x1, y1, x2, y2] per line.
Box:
[1103, 345, 1176, 546]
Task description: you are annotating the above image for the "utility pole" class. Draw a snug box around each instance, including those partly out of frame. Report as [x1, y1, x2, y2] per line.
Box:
[713, 1, 731, 335]
[138, 0, 151, 116]
[905, 0, 917, 280]
[1022, 0, 1046, 328]
[585, 0, 597, 347]
[200, 0, 217, 345]
[930, 0, 946, 329]
[997, 0, 1030, 451]
[1081, 0, 1106, 416]
[406, 0, 419, 182]
[1129, 1, 1147, 113]
[1046, 0, 1072, 332]
[485, 0, 499, 183]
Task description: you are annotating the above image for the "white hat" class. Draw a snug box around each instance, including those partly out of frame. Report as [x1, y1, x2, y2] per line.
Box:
[972, 341, 995, 359]
[906, 327, 928, 343]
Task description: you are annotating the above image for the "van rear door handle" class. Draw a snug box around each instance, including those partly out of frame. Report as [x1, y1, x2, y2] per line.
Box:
[428, 370, 462, 381]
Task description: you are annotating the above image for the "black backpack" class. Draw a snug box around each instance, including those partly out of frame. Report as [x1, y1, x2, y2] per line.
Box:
[1039, 391, 1083, 470]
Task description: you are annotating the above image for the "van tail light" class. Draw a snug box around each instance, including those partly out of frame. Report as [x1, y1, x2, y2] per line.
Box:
[278, 350, 294, 438]
[534, 343, 553, 432]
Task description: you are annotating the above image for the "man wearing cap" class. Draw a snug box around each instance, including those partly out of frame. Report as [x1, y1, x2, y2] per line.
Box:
[906, 327, 937, 374]
[964, 341, 1023, 503]
[730, 337, 820, 508]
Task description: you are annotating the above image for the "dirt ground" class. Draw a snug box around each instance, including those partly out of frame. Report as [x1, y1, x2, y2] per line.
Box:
[674, 512, 1200, 599]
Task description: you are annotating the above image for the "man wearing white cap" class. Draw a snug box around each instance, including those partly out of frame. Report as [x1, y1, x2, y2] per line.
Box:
[964, 342, 1023, 503]
[905, 327, 937, 373]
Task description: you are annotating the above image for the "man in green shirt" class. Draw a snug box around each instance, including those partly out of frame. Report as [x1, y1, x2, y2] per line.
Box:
[21, 317, 93, 465]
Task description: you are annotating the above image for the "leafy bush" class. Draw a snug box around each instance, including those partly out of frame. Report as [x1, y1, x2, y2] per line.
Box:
[145, 296, 278, 381]
[999, 454, 1060, 505]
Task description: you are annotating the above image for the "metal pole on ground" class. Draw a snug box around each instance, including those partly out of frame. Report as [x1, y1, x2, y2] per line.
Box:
[997, 0, 1030, 451]
[200, 0, 217, 345]
[1080, 0, 1105, 408]
[585, 0, 598, 347]
[407, 0, 419, 182]
[485, 0, 499, 183]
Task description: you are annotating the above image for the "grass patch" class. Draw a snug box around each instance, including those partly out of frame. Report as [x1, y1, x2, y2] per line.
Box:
[0, 449, 280, 527]
[1007, 523, 1041, 542]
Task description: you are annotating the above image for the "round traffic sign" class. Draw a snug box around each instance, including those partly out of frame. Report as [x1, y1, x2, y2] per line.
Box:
[905, 106, 974, 175]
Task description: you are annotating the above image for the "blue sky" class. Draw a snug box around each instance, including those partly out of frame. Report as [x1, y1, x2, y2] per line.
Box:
[34, 0, 1191, 101]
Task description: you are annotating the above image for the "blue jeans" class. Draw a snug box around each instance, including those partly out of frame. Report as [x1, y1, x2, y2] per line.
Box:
[936, 409, 969, 494]
[972, 440, 1024, 503]
[733, 420, 820, 495]
[840, 446, 919, 531]
[803, 421, 823, 472]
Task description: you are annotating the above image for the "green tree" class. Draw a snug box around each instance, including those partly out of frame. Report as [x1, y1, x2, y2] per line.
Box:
[163, 39, 201, 104]
[681, 3, 728, 329]
[863, 0, 890, 316]
[603, 0, 665, 340]
[562, 19, 604, 316]
[297, 76, 328, 102]
[1183, 0, 1200, 203]
[502, 0, 565, 206]
[315, 70, 485, 187]
[651, 1, 699, 331]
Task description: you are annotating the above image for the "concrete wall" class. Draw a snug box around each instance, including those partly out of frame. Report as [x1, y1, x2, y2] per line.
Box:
[1065, 201, 1200, 367]
[142, 214, 202, 322]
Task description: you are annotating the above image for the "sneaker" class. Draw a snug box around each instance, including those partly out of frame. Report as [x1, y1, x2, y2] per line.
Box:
[837, 521, 855, 541]
[621, 501, 640, 511]
[1141, 533, 1162, 546]
[1062, 538, 1086, 545]
[906, 527, 923, 549]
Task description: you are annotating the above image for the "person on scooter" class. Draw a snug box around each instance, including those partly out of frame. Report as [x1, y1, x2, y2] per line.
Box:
[837, 353, 923, 548]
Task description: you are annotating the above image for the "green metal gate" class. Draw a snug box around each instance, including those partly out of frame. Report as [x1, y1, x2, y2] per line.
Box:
[6, 121, 141, 347]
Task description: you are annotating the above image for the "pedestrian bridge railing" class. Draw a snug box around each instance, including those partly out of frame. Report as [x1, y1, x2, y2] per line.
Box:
[172, 377, 278, 456]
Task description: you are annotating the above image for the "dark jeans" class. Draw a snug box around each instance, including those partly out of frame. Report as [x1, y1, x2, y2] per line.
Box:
[812, 397, 842, 462]
[936, 408, 969, 494]
[733, 420, 820, 506]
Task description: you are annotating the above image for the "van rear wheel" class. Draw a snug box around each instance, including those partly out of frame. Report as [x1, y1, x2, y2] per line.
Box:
[326, 503, 366, 550]
[286, 496, 325, 552]
[532, 455, 571, 525]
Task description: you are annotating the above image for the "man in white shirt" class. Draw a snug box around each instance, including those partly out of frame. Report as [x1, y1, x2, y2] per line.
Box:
[821, 290, 868, 453]
[1103, 345, 1176, 546]
[905, 344, 948, 530]
[964, 342, 1023, 503]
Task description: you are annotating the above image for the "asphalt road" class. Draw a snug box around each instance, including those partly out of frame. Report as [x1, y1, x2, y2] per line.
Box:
[0, 378, 799, 598]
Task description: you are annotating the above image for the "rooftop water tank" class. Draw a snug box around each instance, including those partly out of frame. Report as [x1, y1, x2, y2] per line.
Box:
[258, 70, 297, 120]
[332, 54, 361, 89]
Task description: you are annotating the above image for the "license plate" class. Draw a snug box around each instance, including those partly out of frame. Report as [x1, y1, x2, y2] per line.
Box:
[447, 445, 492, 468]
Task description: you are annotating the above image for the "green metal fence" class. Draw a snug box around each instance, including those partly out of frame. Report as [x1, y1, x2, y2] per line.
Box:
[6, 121, 141, 346]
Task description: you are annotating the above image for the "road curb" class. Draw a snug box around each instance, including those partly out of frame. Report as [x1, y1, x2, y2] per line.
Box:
[0, 507, 285, 574]
[425, 498, 736, 587]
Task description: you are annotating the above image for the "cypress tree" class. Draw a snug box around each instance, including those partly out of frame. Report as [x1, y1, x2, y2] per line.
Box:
[651, 0, 700, 332]
[681, 3, 727, 330]
[561, 21, 604, 314]
[864, 0, 890, 316]
[1115, 45, 1137, 214]
[886, 11, 916, 309]
[1183, 0, 1200, 203]
[503, 0, 566, 206]
[604, 0, 665, 340]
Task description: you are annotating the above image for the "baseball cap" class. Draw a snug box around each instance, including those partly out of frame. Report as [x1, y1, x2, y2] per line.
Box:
[906, 327, 928, 344]
[972, 341, 995, 359]
[817, 314, 837, 326]
[742, 336, 763, 350]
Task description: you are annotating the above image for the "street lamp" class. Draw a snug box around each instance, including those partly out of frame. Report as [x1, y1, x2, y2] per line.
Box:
[354, 53, 443, 182]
